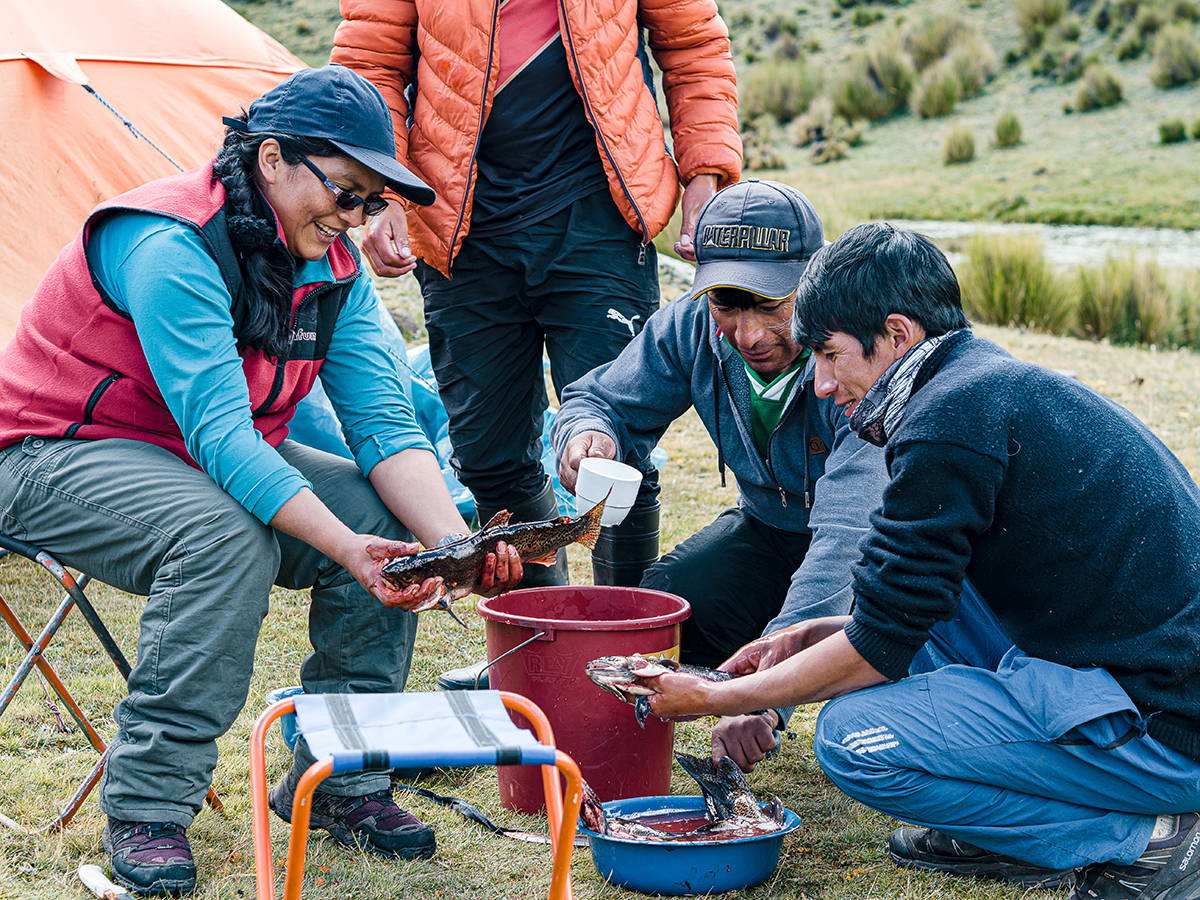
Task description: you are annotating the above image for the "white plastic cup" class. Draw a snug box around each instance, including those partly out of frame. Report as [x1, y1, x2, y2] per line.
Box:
[575, 457, 642, 526]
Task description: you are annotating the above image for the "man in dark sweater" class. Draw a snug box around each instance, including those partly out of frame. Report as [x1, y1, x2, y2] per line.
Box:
[637, 223, 1200, 900]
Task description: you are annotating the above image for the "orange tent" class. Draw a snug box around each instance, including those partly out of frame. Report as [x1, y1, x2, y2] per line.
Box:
[0, 0, 303, 343]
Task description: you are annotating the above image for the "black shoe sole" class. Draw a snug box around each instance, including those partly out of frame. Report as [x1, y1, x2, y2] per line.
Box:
[889, 850, 1077, 889]
[269, 788, 436, 860]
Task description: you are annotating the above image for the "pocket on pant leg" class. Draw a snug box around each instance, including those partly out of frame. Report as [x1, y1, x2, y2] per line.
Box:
[925, 655, 1140, 751]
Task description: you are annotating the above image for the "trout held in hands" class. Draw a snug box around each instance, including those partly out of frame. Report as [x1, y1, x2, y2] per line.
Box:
[381, 500, 605, 612]
[585, 654, 766, 726]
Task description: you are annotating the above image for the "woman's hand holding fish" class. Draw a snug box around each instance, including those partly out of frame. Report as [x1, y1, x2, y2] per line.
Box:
[354, 535, 445, 610]
[559, 430, 617, 493]
[472, 541, 524, 597]
[719, 615, 853, 675]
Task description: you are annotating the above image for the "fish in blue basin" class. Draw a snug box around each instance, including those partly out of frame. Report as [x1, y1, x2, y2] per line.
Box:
[580, 752, 785, 841]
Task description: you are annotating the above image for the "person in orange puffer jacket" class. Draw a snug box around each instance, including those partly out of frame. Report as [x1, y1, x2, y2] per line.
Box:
[332, 0, 740, 689]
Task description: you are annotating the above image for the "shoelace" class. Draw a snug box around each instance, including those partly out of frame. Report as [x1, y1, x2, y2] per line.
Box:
[110, 822, 190, 854]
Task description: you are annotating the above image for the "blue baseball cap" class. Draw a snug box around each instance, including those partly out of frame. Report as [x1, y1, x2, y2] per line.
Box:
[686, 179, 824, 302]
[223, 65, 435, 207]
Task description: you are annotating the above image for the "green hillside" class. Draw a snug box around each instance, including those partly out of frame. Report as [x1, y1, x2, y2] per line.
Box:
[225, 0, 1200, 228]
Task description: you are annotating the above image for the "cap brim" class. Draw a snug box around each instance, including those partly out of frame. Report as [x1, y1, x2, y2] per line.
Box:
[332, 140, 436, 207]
[684, 258, 808, 302]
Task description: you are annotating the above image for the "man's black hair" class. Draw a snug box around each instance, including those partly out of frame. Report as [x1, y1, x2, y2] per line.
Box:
[706, 286, 791, 310]
[792, 223, 968, 357]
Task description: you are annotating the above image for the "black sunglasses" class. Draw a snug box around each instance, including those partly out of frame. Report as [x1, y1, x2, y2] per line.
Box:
[299, 156, 389, 217]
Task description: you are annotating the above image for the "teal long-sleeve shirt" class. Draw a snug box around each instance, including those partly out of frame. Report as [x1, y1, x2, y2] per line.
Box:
[90, 211, 432, 524]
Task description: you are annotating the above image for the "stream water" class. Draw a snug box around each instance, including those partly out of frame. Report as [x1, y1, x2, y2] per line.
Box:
[890, 219, 1200, 270]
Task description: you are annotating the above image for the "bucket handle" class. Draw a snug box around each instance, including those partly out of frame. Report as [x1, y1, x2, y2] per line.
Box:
[475, 630, 548, 689]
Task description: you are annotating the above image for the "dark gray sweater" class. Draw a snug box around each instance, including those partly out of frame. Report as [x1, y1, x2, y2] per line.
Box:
[845, 333, 1200, 759]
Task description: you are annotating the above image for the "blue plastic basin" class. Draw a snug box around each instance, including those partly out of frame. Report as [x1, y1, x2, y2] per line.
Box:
[578, 795, 801, 896]
[264, 685, 305, 751]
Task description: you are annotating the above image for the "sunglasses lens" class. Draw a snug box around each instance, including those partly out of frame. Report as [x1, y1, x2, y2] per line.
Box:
[334, 191, 364, 212]
[364, 198, 388, 216]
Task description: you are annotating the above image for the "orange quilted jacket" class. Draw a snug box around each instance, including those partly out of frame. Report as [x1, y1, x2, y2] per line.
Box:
[332, 0, 741, 275]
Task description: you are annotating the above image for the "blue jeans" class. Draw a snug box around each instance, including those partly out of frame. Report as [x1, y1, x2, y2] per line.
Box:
[813, 584, 1200, 870]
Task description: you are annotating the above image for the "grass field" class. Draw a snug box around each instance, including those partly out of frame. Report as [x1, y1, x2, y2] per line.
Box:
[1, 276, 1198, 899]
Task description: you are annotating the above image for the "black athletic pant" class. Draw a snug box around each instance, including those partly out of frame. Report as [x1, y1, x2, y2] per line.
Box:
[642, 507, 812, 669]
[417, 190, 660, 510]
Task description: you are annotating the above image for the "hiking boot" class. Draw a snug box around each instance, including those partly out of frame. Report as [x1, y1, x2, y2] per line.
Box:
[437, 660, 489, 691]
[269, 777, 436, 859]
[1071, 814, 1200, 900]
[888, 826, 1076, 888]
[102, 818, 196, 896]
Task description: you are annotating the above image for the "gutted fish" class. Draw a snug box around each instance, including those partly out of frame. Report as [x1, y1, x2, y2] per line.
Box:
[382, 500, 604, 612]
[584, 654, 736, 726]
[580, 752, 786, 842]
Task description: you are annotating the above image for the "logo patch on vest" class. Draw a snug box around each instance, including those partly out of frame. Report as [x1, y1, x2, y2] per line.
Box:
[700, 224, 790, 253]
[807, 436, 828, 454]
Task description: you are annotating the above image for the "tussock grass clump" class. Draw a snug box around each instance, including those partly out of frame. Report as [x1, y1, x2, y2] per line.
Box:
[740, 59, 822, 123]
[914, 62, 961, 116]
[1159, 117, 1188, 141]
[1051, 12, 1084, 41]
[1150, 23, 1200, 87]
[1192, 115, 1200, 138]
[852, 6, 886, 26]
[1094, 0, 1141, 33]
[943, 127, 976, 164]
[1116, 26, 1147, 58]
[1077, 256, 1174, 345]
[831, 39, 916, 120]
[961, 234, 1073, 332]
[995, 110, 1023, 146]
[1031, 42, 1089, 81]
[947, 34, 1000, 96]
[1016, 0, 1068, 49]
[901, 12, 974, 69]
[1075, 64, 1124, 111]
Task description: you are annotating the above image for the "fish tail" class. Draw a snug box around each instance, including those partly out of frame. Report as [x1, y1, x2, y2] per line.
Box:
[634, 695, 651, 728]
[675, 753, 741, 821]
[576, 496, 606, 551]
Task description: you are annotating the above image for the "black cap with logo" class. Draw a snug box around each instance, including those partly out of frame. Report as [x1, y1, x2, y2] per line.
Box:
[685, 179, 824, 302]
[223, 64, 435, 207]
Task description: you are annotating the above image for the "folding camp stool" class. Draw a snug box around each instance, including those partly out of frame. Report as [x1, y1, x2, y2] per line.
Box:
[250, 690, 583, 900]
[0, 531, 222, 832]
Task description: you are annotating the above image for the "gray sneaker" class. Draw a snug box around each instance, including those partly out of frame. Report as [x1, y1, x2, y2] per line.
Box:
[437, 660, 489, 691]
[269, 775, 435, 860]
[1071, 814, 1200, 900]
[888, 826, 1075, 888]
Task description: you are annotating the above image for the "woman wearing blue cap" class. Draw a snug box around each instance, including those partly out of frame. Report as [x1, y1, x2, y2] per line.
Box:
[0, 65, 520, 894]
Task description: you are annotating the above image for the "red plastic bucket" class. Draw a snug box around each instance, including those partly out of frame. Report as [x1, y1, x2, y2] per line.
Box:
[476, 586, 690, 815]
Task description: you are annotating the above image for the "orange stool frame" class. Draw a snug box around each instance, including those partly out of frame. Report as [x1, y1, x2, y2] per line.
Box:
[249, 691, 583, 900]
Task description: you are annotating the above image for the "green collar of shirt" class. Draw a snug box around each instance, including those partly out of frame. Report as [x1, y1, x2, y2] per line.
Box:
[724, 339, 810, 458]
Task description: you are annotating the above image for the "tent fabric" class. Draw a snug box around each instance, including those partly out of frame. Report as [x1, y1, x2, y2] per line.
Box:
[0, 0, 302, 342]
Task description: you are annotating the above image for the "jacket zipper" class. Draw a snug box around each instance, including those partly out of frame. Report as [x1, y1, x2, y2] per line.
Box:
[446, 0, 502, 275]
[253, 279, 346, 415]
[66, 372, 123, 437]
[714, 348, 796, 508]
[558, 0, 651, 265]
[765, 380, 811, 509]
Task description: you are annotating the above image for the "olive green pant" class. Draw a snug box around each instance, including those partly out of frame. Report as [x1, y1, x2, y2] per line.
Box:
[0, 436, 417, 826]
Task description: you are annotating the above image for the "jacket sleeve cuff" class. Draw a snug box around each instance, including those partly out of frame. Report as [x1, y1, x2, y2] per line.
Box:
[843, 617, 920, 683]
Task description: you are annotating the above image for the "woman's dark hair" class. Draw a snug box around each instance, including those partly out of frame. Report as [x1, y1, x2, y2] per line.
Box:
[792, 222, 969, 357]
[212, 119, 342, 360]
